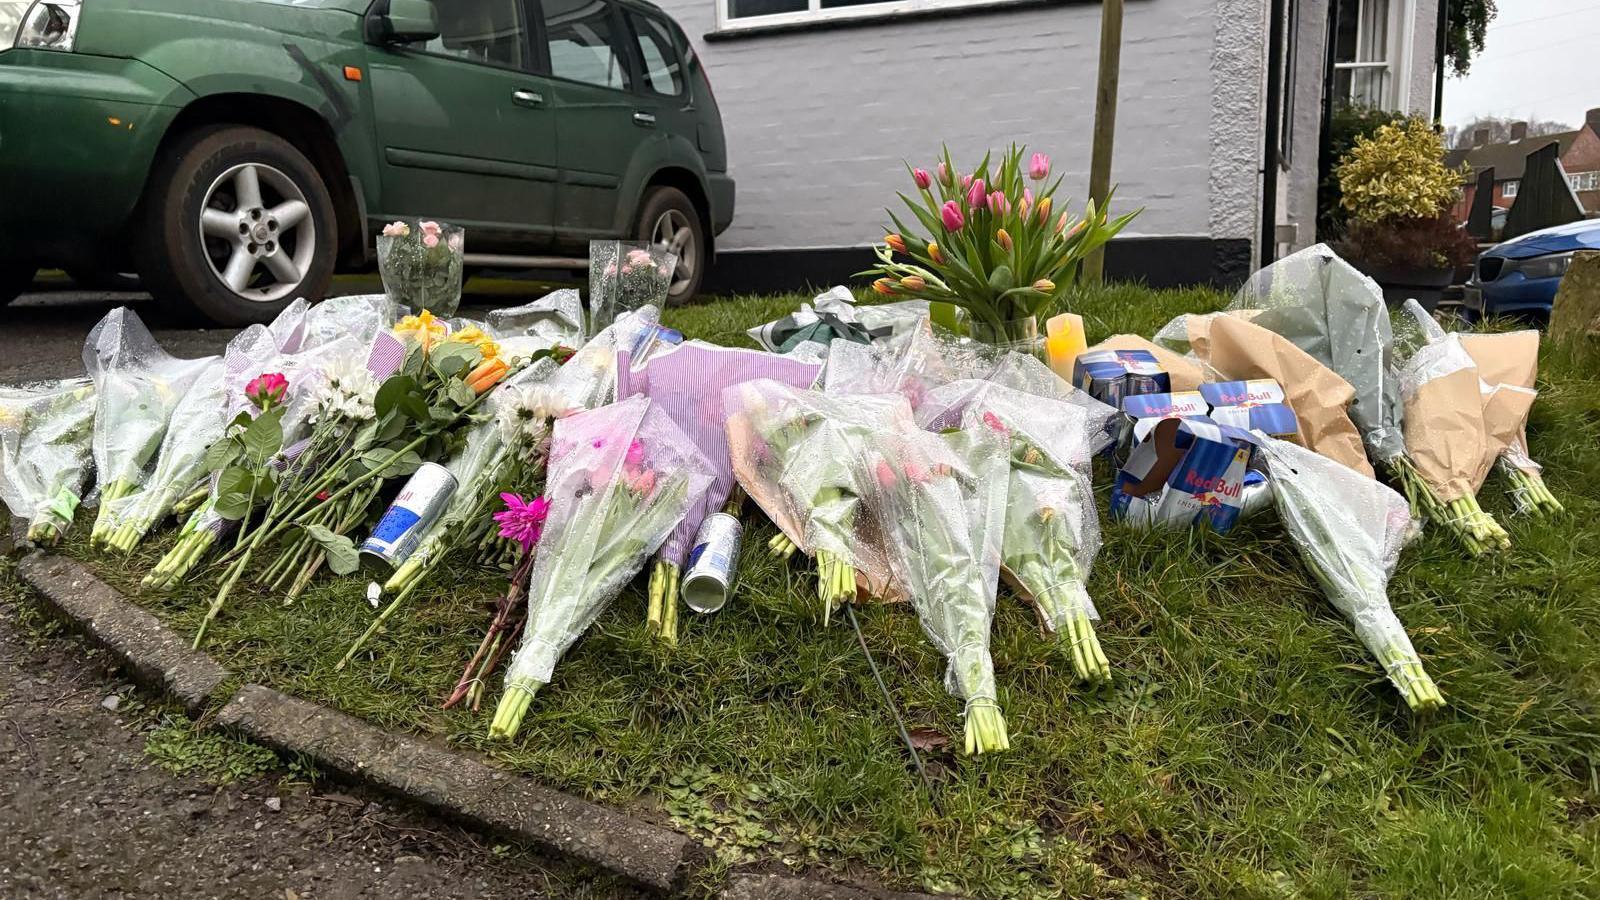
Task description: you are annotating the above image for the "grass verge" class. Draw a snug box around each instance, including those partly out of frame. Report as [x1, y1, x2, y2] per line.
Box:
[12, 283, 1600, 898]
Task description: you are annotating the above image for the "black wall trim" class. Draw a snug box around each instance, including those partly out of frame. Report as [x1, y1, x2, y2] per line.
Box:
[704, 0, 1112, 42]
[702, 237, 1254, 296]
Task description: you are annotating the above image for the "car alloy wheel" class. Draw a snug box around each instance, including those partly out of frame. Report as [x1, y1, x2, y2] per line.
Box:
[198, 162, 316, 303]
[651, 208, 697, 301]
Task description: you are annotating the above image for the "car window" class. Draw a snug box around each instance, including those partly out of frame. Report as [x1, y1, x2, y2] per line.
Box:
[541, 0, 628, 90]
[625, 11, 683, 97]
[412, 0, 527, 70]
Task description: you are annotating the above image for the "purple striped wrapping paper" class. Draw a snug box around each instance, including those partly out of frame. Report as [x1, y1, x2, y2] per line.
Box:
[617, 342, 821, 566]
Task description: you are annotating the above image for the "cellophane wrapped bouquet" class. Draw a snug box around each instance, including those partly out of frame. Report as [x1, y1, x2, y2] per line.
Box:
[724, 380, 912, 618]
[617, 342, 822, 643]
[489, 396, 714, 740]
[82, 307, 218, 545]
[588, 241, 676, 332]
[860, 422, 1013, 754]
[0, 378, 96, 545]
[1257, 436, 1444, 711]
[918, 379, 1111, 682]
[377, 220, 466, 317]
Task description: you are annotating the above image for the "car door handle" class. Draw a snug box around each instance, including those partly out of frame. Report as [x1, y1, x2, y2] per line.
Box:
[512, 90, 544, 108]
[633, 111, 656, 127]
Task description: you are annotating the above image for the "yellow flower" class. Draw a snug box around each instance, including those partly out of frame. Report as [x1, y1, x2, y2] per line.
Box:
[447, 324, 500, 360]
[394, 310, 448, 351]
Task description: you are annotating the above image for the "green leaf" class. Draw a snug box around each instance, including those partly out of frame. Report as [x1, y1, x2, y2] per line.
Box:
[214, 466, 260, 520]
[240, 407, 284, 467]
[374, 375, 417, 421]
[448, 380, 477, 408]
[201, 435, 240, 474]
[428, 342, 479, 379]
[302, 524, 360, 575]
[357, 448, 423, 479]
[987, 265, 1015, 293]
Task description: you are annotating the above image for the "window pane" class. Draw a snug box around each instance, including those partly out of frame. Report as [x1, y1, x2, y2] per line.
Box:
[417, 0, 526, 69]
[627, 12, 683, 96]
[728, 0, 807, 17]
[1341, 65, 1389, 106]
[1358, 0, 1388, 62]
[543, 0, 628, 89]
[1334, 0, 1359, 63]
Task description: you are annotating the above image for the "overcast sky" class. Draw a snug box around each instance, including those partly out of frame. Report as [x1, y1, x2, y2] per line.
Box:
[1441, 0, 1600, 128]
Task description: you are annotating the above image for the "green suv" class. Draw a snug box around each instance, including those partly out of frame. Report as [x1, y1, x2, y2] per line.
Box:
[0, 0, 733, 323]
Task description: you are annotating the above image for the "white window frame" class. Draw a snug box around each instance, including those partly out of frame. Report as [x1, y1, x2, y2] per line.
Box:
[716, 0, 1003, 32]
[1568, 171, 1600, 192]
[1502, 180, 1519, 198]
[1331, 0, 1416, 112]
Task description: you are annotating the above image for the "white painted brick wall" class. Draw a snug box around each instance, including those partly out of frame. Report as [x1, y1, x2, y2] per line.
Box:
[655, 0, 1233, 252]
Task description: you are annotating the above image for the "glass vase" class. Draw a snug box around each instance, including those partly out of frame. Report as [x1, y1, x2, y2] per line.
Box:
[967, 315, 1045, 362]
[588, 240, 678, 333]
[376, 219, 466, 317]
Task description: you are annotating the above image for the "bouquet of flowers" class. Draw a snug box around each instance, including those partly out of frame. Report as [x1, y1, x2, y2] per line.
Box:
[725, 380, 913, 619]
[191, 310, 510, 646]
[337, 356, 568, 669]
[616, 342, 822, 643]
[860, 423, 1013, 754]
[0, 378, 96, 545]
[866, 145, 1138, 347]
[588, 241, 676, 332]
[378, 220, 466, 317]
[919, 380, 1110, 683]
[82, 307, 218, 544]
[96, 358, 229, 551]
[1256, 436, 1444, 712]
[488, 397, 714, 740]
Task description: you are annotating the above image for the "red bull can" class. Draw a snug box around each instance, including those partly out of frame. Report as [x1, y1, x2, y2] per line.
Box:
[360, 462, 458, 568]
[681, 512, 743, 613]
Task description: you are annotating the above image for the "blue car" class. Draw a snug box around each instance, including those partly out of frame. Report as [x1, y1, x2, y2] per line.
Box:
[1463, 219, 1600, 325]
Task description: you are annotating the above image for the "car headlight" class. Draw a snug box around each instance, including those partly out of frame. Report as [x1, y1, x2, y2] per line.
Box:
[1514, 252, 1574, 280]
[13, 0, 81, 52]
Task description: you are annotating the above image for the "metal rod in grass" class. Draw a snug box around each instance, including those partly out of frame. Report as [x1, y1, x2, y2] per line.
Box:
[843, 602, 939, 808]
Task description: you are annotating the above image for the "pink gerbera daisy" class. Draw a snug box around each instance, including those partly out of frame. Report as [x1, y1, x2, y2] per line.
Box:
[494, 493, 550, 553]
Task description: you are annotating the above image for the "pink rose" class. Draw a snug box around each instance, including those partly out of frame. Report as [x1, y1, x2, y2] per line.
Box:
[382, 221, 409, 237]
[245, 372, 289, 410]
[422, 233, 439, 249]
[982, 410, 1008, 434]
[419, 220, 442, 236]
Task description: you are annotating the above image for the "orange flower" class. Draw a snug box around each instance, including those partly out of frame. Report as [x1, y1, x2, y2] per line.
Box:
[884, 233, 907, 254]
[900, 275, 926, 291]
[1032, 278, 1056, 293]
[1035, 196, 1053, 227]
[871, 278, 897, 296]
[927, 242, 944, 264]
[995, 228, 1013, 252]
[465, 357, 509, 394]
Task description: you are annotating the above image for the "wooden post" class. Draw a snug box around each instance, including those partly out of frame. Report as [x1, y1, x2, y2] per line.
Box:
[1083, 0, 1124, 284]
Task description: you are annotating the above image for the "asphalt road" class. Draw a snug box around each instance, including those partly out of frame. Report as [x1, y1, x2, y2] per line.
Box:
[0, 276, 565, 384]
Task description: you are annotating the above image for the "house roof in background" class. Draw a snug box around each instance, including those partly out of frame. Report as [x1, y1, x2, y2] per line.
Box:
[1446, 131, 1584, 182]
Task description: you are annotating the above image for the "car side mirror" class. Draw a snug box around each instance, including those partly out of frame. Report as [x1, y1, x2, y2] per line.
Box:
[375, 0, 440, 44]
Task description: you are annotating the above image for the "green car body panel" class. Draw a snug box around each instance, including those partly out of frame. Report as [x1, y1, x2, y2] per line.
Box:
[0, 0, 731, 273]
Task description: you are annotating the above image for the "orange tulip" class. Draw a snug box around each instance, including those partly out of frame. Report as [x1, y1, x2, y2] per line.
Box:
[884, 233, 907, 254]
[900, 275, 926, 291]
[466, 357, 509, 394]
[1035, 196, 1053, 227]
[1033, 279, 1056, 293]
[995, 228, 1013, 252]
[871, 277, 897, 296]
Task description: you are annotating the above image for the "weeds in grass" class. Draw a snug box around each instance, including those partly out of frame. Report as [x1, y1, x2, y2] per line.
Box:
[144, 717, 279, 784]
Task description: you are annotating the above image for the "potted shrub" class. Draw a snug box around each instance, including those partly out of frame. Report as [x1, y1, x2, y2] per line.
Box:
[1333, 117, 1477, 310]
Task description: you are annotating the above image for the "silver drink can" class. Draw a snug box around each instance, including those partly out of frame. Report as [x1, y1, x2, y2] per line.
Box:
[359, 462, 458, 568]
[681, 512, 743, 613]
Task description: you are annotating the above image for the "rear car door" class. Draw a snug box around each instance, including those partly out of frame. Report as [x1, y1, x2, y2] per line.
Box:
[367, 0, 559, 250]
[535, 0, 650, 248]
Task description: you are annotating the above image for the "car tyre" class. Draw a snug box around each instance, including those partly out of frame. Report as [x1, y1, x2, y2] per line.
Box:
[635, 186, 706, 304]
[138, 125, 337, 326]
[0, 264, 35, 307]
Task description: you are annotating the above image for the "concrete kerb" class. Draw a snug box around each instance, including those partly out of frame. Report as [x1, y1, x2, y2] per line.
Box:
[11, 551, 956, 899]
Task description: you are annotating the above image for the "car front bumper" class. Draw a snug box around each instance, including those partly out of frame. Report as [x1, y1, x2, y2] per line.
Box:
[0, 49, 190, 265]
[1470, 266, 1562, 319]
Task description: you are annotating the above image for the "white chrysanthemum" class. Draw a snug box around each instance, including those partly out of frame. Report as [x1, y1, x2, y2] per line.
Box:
[311, 358, 378, 423]
[496, 383, 568, 446]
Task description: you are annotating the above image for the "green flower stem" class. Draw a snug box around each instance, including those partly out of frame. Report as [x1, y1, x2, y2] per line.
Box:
[488, 682, 540, 740]
[1500, 459, 1562, 517]
[768, 531, 799, 560]
[337, 579, 422, 670]
[647, 560, 680, 645]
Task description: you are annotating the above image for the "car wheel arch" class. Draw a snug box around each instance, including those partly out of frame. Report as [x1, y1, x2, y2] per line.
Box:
[140, 93, 364, 268]
[637, 166, 714, 260]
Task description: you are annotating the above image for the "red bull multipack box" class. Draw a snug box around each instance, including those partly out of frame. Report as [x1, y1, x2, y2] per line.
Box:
[1110, 416, 1264, 534]
[1197, 379, 1299, 439]
[1072, 349, 1171, 410]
